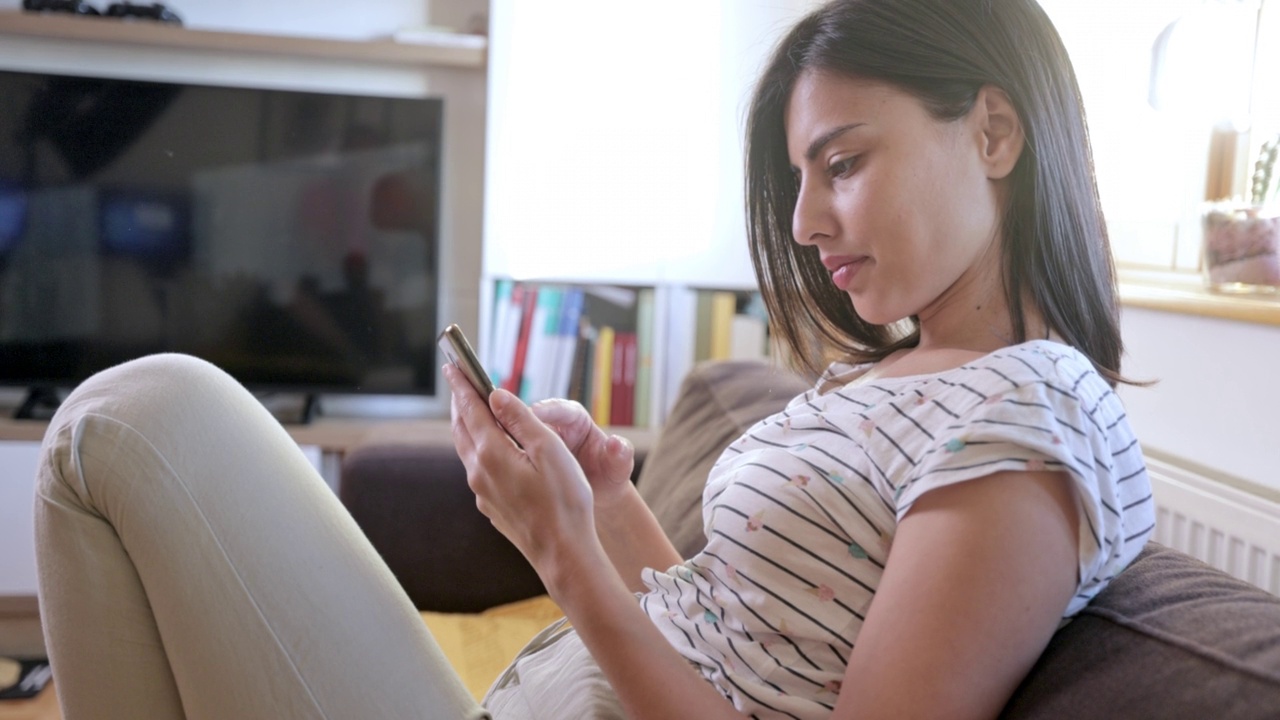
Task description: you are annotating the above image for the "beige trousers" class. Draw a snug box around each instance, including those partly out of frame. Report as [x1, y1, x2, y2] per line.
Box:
[34, 354, 490, 720]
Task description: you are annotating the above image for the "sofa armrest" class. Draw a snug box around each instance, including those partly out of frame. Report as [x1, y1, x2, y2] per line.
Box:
[1000, 542, 1280, 719]
[339, 420, 654, 613]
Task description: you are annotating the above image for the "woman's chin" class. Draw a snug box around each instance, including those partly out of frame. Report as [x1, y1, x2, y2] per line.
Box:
[850, 299, 915, 331]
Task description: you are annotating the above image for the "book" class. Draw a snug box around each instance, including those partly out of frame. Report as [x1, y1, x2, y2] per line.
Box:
[633, 288, 654, 427]
[550, 288, 584, 399]
[621, 331, 637, 427]
[694, 290, 714, 361]
[519, 286, 563, 403]
[591, 325, 615, 426]
[567, 319, 595, 408]
[608, 332, 637, 427]
[487, 278, 513, 384]
[490, 280, 523, 389]
[709, 291, 738, 360]
[503, 285, 539, 395]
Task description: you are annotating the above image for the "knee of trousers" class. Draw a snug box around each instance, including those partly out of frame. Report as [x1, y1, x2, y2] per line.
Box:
[41, 354, 248, 479]
[51, 353, 244, 433]
[36, 354, 252, 528]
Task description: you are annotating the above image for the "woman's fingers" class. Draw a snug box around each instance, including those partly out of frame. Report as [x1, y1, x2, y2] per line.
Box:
[448, 390, 476, 460]
[444, 365, 513, 451]
[604, 433, 635, 465]
[530, 399, 594, 450]
[488, 389, 559, 460]
[443, 364, 485, 429]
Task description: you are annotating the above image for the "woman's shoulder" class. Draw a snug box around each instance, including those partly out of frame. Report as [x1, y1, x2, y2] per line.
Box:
[814, 339, 1106, 396]
[973, 339, 1106, 389]
[947, 340, 1118, 414]
[799, 339, 1122, 428]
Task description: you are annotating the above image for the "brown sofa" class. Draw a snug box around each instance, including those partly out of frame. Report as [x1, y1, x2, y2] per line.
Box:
[340, 359, 1280, 718]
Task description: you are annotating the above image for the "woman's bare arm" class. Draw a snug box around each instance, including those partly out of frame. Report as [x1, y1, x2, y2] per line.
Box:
[831, 469, 1080, 719]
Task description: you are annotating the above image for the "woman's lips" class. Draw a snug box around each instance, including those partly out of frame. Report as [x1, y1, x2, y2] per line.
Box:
[828, 257, 868, 290]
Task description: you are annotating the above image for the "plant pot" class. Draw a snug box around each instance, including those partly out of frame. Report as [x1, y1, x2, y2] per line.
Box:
[1202, 203, 1280, 293]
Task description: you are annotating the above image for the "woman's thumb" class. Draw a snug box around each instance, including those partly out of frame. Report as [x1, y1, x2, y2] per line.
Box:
[604, 434, 635, 476]
[490, 389, 548, 448]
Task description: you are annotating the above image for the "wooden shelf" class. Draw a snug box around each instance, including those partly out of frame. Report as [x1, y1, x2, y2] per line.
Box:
[0, 416, 658, 456]
[0, 418, 46, 444]
[1118, 268, 1280, 327]
[0, 416, 443, 453]
[0, 10, 486, 69]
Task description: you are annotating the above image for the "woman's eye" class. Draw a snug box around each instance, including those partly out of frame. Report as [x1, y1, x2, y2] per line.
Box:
[827, 156, 857, 178]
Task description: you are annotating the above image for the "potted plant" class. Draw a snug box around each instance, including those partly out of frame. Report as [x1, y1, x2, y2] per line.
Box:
[1202, 133, 1280, 292]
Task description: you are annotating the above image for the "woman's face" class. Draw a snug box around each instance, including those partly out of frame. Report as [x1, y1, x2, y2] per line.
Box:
[785, 71, 1008, 328]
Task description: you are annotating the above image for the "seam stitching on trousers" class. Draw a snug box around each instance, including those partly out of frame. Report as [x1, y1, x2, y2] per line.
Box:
[78, 410, 333, 720]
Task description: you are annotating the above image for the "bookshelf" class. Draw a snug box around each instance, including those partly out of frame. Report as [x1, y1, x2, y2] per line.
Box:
[482, 279, 771, 427]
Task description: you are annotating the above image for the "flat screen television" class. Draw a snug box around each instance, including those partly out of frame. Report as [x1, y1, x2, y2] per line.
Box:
[0, 68, 444, 415]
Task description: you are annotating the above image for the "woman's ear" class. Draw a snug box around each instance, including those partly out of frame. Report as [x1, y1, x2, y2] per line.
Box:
[973, 85, 1025, 180]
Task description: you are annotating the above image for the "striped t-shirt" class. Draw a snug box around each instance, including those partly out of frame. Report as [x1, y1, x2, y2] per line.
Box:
[640, 340, 1155, 719]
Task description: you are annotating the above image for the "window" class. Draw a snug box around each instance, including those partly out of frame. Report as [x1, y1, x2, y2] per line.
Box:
[1038, 0, 1279, 272]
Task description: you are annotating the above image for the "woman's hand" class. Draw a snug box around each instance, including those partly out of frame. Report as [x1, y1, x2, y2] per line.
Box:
[529, 399, 635, 511]
[444, 365, 602, 589]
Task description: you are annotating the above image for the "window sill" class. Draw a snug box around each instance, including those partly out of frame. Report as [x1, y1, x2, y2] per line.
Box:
[1118, 268, 1280, 327]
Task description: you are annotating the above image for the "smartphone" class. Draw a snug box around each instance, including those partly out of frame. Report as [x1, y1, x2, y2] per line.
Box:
[438, 323, 496, 399]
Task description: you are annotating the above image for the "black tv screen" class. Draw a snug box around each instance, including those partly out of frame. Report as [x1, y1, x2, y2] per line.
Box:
[0, 69, 442, 400]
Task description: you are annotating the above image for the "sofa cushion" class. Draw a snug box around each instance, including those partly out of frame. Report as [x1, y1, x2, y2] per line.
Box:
[340, 420, 656, 613]
[341, 438, 547, 613]
[1001, 542, 1280, 719]
[636, 359, 811, 559]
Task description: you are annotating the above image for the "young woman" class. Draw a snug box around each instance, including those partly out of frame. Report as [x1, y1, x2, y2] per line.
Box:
[34, 0, 1154, 718]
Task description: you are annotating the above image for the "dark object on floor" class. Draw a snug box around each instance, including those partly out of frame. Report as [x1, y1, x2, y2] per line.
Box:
[20, 0, 182, 24]
[21, 0, 100, 15]
[104, 2, 182, 24]
[0, 658, 52, 701]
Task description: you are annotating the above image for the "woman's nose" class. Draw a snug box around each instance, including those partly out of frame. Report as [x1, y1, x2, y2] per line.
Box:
[791, 180, 833, 246]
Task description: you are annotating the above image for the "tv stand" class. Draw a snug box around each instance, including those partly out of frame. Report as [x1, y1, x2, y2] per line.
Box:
[14, 387, 60, 421]
[301, 394, 323, 425]
[254, 391, 324, 425]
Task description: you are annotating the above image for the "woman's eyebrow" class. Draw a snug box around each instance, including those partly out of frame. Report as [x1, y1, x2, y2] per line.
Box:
[805, 122, 866, 162]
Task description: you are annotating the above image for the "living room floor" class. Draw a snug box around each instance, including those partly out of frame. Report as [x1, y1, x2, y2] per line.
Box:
[0, 684, 59, 720]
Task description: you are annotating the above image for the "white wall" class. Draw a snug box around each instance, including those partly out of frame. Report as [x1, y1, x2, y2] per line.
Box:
[0, 0, 485, 40]
[1120, 308, 1280, 492]
[483, 0, 817, 288]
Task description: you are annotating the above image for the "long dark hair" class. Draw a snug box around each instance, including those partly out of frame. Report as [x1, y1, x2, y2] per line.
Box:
[746, 0, 1126, 385]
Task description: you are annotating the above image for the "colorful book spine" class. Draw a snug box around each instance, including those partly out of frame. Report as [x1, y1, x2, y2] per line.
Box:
[709, 291, 737, 360]
[503, 285, 539, 395]
[520, 286, 563, 403]
[591, 325, 615, 426]
[567, 319, 594, 408]
[616, 332, 637, 427]
[550, 288, 584, 400]
[492, 280, 524, 389]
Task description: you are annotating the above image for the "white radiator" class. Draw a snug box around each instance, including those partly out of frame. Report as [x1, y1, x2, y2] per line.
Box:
[1147, 454, 1280, 595]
